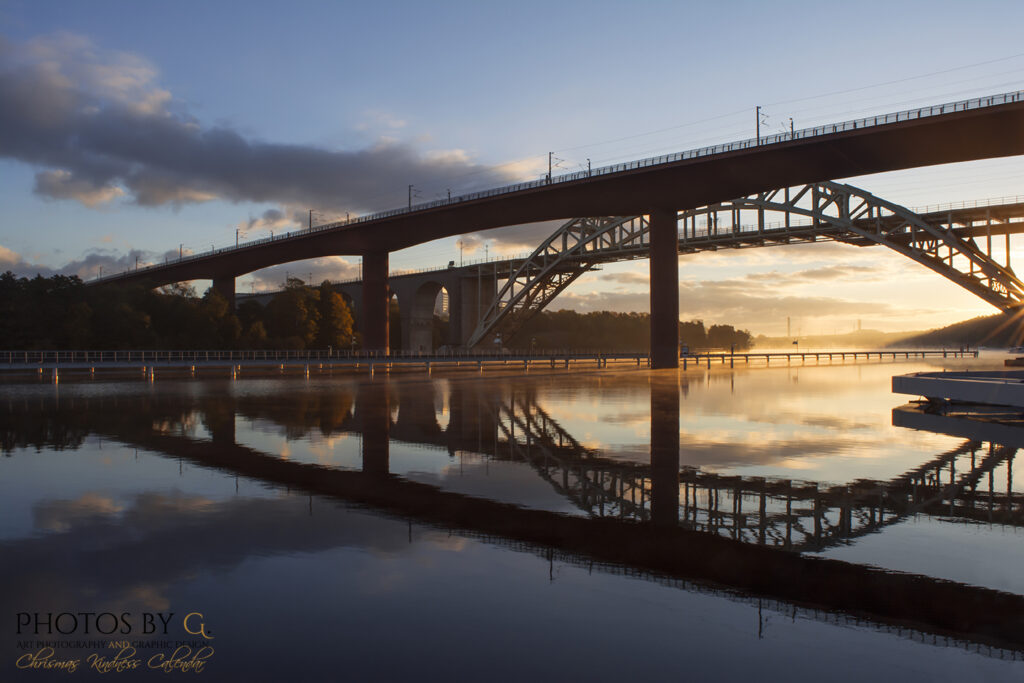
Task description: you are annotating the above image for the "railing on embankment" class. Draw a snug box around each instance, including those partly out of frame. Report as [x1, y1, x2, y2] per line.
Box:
[683, 348, 978, 368]
[0, 348, 978, 378]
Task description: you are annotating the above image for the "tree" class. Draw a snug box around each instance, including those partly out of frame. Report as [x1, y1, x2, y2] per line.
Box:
[200, 288, 241, 348]
[265, 278, 319, 348]
[679, 320, 707, 349]
[315, 281, 354, 348]
[707, 324, 753, 350]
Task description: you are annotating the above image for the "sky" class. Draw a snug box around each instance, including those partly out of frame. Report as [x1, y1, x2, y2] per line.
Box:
[3, 0, 1024, 336]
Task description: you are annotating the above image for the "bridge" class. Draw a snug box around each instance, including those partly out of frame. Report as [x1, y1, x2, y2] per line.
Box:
[89, 91, 1024, 366]
[240, 185, 1024, 352]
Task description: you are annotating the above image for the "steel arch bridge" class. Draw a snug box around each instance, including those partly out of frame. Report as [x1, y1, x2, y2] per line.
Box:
[467, 182, 1024, 348]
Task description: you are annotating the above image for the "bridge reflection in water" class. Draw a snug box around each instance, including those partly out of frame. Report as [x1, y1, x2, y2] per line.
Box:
[4, 374, 1024, 659]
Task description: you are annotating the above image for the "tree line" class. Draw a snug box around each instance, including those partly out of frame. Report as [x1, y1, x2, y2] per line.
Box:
[1, 273, 753, 352]
[0, 273, 354, 350]
[507, 310, 753, 351]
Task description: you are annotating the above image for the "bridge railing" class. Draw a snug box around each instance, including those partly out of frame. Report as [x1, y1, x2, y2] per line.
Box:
[97, 89, 1024, 285]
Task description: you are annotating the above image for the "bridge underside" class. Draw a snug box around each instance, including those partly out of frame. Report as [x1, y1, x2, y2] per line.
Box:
[232, 183, 1024, 358]
[96, 94, 1024, 364]
[462, 182, 1024, 353]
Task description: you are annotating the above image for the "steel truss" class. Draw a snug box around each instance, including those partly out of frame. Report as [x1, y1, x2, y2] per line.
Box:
[467, 216, 648, 347]
[488, 394, 1021, 551]
[467, 182, 1024, 348]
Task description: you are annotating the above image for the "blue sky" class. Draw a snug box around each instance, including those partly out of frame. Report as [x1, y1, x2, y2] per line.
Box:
[3, 0, 1024, 335]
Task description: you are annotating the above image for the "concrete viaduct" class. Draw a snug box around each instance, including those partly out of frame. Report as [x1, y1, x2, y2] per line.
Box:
[92, 91, 1024, 368]
[240, 262, 504, 353]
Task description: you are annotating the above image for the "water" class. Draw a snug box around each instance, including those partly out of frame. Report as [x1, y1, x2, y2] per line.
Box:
[3, 356, 1023, 681]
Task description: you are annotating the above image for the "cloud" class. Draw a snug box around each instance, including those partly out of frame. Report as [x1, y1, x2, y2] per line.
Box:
[1, 238, 358, 288]
[548, 275, 935, 327]
[33, 169, 126, 206]
[0, 242, 160, 279]
[237, 207, 301, 238]
[673, 278, 936, 327]
[0, 33, 518, 211]
[742, 264, 885, 286]
[355, 109, 408, 132]
[246, 256, 361, 292]
[456, 219, 566, 257]
[601, 271, 649, 285]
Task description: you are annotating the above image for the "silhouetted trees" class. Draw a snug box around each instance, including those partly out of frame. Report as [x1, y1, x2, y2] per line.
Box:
[508, 310, 753, 351]
[2, 272, 759, 352]
[0, 272, 354, 350]
[316, 281, 355, 349]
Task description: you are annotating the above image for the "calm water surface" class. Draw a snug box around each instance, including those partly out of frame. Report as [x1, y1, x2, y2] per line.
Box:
[3, 356, 1024, 681]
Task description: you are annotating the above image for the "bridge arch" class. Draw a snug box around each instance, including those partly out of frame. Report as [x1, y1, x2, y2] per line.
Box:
[405, 280, 449, 353]
[468, 182, 1024, 347]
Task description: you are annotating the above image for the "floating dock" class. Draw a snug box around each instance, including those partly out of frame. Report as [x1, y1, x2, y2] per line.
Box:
[893, 370, 1024, 409]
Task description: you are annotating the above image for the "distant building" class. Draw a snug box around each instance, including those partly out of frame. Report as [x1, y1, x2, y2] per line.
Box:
[434, 290, 449, 319]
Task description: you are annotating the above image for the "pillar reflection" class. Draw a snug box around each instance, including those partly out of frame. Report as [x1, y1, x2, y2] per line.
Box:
[358, 380, 390, 478]
[650, 373, 681, 526]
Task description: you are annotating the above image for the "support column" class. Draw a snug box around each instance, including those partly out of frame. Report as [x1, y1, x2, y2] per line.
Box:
[650, 374, 681, 526]
[649, 208, 679, 369]
[362, 251, 389, 354]
[212, 275, 236, 310]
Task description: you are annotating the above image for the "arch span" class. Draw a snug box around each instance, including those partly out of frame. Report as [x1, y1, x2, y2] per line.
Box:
[467, 182, 1024, 347]
[405, 281, 449, 353]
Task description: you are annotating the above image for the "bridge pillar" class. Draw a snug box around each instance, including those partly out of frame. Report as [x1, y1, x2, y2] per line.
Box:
[649, 208, 679, 369]
[362, 251, 389, 354]
[359, 381, 390, 478]
[457, 271, 498, 348]
[650, 374, 680, 526]
[212, 276, 236, 310]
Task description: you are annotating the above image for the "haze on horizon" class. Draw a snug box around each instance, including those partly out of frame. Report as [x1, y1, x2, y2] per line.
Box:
[2, 0, 1024, 337]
